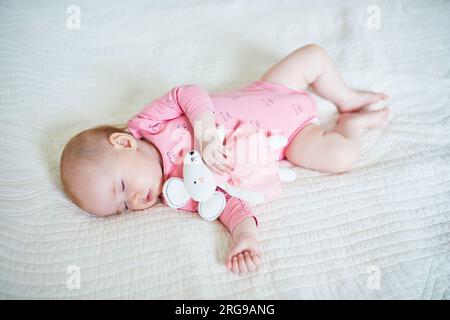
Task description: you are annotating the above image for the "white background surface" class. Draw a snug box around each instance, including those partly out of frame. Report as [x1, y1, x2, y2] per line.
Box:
[0, 0, 449, 298]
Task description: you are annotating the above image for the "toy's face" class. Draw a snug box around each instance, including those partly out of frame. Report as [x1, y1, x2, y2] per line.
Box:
[184, 150, 202, 165]
[183, 150, 216, 202]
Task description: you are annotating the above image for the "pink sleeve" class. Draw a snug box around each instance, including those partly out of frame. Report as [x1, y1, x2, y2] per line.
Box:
[127, 85, 215, 138]
[219, 197, 259, 234]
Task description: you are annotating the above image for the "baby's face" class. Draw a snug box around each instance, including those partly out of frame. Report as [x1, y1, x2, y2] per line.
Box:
[74, 136, 164, 216]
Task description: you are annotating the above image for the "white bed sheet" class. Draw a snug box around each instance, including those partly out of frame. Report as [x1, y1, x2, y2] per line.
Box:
[0, 0, 449, 299]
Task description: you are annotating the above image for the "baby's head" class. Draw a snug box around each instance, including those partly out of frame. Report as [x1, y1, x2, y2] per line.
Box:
[60, 125, 164, 217]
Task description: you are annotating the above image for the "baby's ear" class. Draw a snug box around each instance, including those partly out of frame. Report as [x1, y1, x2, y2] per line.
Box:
[109, 132, 137, 150]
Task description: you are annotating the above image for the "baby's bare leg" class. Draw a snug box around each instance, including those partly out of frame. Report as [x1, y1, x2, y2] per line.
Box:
[261, 44, 387, 112]
[286, 108, 389, 173]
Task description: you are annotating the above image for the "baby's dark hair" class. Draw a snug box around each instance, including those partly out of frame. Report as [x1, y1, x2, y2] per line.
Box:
[60, 124, 128, 209]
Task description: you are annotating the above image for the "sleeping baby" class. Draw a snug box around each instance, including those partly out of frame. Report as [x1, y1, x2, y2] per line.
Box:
[60, 44, 389, 273]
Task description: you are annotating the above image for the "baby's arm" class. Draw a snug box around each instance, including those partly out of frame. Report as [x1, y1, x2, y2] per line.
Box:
[128, 84, 215, 138]
[219, 197, 262, 273]
[128, 84, 233, 174]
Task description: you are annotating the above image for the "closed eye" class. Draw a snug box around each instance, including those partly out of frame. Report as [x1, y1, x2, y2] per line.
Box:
[122, 180, 128, 211]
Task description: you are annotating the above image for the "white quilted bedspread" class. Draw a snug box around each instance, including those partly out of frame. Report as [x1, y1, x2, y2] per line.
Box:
[0, 0, 449, 299]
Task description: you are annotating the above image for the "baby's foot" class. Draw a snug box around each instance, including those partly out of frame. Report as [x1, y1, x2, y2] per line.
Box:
[337, 90, 388, 113]
[226, 232, 262, 273]
[336, 107, 390, 139]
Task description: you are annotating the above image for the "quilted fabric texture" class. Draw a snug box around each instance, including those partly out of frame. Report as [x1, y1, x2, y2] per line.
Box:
[0, 0, 449, 299]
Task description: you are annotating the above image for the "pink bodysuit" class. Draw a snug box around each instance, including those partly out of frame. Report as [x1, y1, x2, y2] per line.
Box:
[127, 80, 318, 233]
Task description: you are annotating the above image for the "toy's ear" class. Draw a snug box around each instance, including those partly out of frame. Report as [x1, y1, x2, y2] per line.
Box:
[217, 181, 265, 205]
[162, 177, 191, 209]
[198, 192, 226, 221]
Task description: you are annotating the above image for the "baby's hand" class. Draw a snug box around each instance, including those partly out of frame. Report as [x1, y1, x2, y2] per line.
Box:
[226, 231, 262, 273]
[201, 130, 234, 175]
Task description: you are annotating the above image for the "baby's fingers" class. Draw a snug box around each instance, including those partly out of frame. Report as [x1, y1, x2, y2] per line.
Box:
[215, 152, 235, 170]
[207, 159, 231, 175]
[226, 258, 232, 271]
[208, 163, 224, 175]
[251, 252, 262, 267]
[244, 251, 257, 272]
[204, 158, 226, 175]
[231, 256, 240, 273]
[238, 253, 248, 273]
[212, 161, 231, 175]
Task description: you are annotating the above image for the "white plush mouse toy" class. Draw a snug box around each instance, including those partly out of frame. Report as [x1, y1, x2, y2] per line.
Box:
[162, 125, 296, 221]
